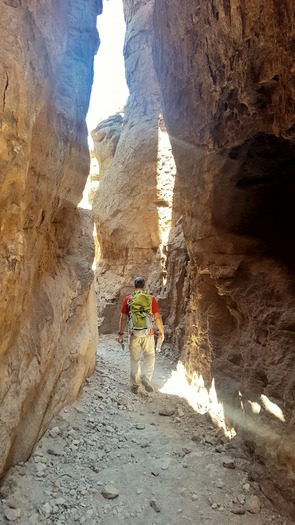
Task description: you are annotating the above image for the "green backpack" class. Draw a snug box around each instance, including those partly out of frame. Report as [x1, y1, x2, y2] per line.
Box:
[128, 290, 153, 332]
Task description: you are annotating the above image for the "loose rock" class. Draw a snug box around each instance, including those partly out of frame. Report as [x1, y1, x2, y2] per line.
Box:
[231, 505, 246, 515]
[150, 500, 161, 513]
[101, 485, 119, 499]
[158, 408, 175, 416]
[4, 508, 21, 522]
[246, 495, 261, 514]
[135, 423, 145, 430]
[223, 461, 236, 469]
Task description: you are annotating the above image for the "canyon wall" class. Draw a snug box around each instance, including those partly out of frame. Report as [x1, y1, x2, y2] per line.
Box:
[92, 0, 187, 336]
[0, 0, 100, 475]
[152, 0, 295, 518]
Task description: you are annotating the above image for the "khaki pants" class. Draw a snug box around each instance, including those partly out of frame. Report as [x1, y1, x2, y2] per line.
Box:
[129, 334, 155, 387]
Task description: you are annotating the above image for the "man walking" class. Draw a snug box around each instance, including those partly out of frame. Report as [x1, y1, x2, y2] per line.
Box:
[117, 277, 164, 393]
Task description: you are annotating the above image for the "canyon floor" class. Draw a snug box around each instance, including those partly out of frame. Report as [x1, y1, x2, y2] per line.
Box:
[0, 335, 291, 525]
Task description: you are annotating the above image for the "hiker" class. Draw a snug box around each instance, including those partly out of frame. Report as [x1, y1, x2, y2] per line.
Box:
[117, 277, 164, 394]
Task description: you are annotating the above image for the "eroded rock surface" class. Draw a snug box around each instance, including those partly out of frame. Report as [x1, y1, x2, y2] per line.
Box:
[152, 0, 295, 518]
[0, 0, 100, 475]
[92, 1, 178, 333]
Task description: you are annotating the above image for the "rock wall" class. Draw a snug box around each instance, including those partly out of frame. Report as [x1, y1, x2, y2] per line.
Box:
[92, 1, 181, 334]
[153, 0, 295, 518]
[0, 0, 100, 475]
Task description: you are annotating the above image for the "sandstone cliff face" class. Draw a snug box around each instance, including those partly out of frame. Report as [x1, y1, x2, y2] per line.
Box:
[92, 1, 182, 334]
[0, 0, 100, 475]
[153, 0, 295, 517]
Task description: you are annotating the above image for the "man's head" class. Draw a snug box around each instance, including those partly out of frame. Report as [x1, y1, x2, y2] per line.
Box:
[134, 276, 145, 289]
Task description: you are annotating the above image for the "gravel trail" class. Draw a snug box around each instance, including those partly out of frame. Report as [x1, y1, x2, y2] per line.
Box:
[0, 335, 290, 525]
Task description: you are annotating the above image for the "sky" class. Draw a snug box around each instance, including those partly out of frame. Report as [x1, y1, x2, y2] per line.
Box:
[86, 0, 129, 133]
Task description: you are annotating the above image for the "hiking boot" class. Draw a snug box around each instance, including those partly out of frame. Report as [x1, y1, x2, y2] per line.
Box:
[131, 385, 139, 394]
[141, 375, 154, 393]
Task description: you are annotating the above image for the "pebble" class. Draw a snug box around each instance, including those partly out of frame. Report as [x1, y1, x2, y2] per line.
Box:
[245, 495, 261, 514]
[42, 502, 52, 515]
[160, 458, 171, 470]
[136, 423, 145, 430]
[55, 497, 66, 505]
[151, 468, 160, 476]
[150, 500, 161, 513]
[28, 512, 40, 524]
[49, 427, 61, 437]
[158, 408, 175, 416]
[205, 436, 216, 446]
[231, 505, 246, 515]
[4, 508, 21, 521]
[74, 406, 84, 414]
[36, 464, 46, 476]
[47, 447, 63, 457]
[223, 460, 236, 469]
[101, 485, 119, 499]
[118, 395, 128, 406]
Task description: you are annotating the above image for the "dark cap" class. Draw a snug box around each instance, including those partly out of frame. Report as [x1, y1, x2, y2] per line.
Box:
[134, 276, 145, 288]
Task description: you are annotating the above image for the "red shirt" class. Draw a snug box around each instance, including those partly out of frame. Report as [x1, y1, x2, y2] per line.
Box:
[121, 293, 160, 316]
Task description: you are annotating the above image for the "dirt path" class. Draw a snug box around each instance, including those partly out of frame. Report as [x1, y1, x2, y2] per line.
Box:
[0, 335, 290, 525]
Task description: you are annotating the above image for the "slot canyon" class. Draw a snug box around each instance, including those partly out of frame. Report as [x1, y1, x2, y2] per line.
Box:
[0, 0, 295, 522]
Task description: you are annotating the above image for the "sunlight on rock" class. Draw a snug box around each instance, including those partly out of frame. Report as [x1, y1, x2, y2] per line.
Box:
[160, 361, 235, 437]
[260, 394, 285, 422]
[78, 155, 100, 210]
[77, 155, 101, 271]
[77, 178, 92, 210]
[92, 224, 101, 271]
[156, 118, 176, 285]
[248, 401, 261, 414]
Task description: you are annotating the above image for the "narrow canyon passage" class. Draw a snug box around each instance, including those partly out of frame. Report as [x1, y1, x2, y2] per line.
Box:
[1, 0, 295, 521]
[0, 336, 288, 525]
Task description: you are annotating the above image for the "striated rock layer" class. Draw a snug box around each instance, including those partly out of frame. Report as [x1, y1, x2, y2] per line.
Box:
[0, 0, 100, 475]
[153, 0, 295, 518]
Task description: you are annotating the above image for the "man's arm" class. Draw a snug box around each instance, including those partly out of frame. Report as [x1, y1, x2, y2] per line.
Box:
[154, 312, 164, 341]
[118, 313, 127, 343]
[119, 313, 127, 334]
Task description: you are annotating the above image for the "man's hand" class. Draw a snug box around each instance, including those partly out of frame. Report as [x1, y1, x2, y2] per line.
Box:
[158, 332, 164, 342]
[156, 332, 164, 353]
[117, 334, 124, 344]
[154, 312, 164, 342]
